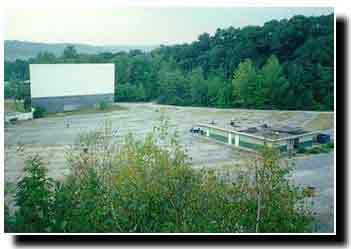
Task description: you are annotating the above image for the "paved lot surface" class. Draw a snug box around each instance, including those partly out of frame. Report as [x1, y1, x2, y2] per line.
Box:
[288, 153, 334, 232]
[4, 102, 334, 232]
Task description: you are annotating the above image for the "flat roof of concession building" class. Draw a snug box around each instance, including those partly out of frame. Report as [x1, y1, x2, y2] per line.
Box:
[198, 122, 320, 142]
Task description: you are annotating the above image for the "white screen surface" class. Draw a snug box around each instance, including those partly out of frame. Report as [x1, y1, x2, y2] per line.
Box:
[30, 64, 115, 98]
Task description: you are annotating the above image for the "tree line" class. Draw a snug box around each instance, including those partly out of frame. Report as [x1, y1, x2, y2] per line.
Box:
[4, 13, 333, 110]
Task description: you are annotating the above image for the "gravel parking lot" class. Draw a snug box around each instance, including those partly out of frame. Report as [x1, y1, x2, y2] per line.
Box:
[288, 153, 334, 232]
[4, 102, 334, 232]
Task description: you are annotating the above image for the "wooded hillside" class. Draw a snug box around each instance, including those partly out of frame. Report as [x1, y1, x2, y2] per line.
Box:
[4, 14, 334, 110]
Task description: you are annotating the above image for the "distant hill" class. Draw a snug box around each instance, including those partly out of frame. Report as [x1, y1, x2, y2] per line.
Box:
[4, 40, 159, 61]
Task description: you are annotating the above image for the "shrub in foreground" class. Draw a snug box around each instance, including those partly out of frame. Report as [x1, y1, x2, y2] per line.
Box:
[98, 100, 109, 111]
[33, 106, 46, 118]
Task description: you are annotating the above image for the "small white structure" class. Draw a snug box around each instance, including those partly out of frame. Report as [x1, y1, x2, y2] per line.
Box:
[5, 108, 34, 123]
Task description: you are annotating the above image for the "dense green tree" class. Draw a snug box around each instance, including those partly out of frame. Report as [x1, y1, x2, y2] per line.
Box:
[35, 51, 57, 63]
[158, 68, 188, 105]
[257, 55, 288, 108]
[135, 84, 146, 101]
[62, 45, 78, 60]
[4, 59, 29, 81]
[113, 53, 131, 85]
[116, 83, 138, 102]
[232, 59, 258, 107]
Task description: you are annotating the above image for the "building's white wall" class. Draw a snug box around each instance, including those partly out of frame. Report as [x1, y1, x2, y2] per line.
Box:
[211, 129, 227, 137]
[299, 134, 315, 142]
[30, 64, 115, 98]
[239, 135, 265, 145]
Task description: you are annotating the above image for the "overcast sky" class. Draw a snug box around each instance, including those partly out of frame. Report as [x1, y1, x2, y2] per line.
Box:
[5, 7, 333, 46]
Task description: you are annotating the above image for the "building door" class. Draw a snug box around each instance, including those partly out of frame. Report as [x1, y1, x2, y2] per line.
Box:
[287, 139, 294, 151]
[293, 138, 299, 149]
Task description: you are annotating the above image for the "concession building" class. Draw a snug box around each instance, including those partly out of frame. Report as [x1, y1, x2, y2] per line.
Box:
[197, 122, 320, 154]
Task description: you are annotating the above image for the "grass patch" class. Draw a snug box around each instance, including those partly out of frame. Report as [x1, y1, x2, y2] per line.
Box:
[4, 100, 25, 113]
[46, 104, 128, 118]
[297, 142, 334, 155]
[305, 113, 334, 130]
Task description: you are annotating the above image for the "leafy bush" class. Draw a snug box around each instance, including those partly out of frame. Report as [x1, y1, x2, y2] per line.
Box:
[98, 101, 109, 111]
[297, 146, 307, 154]
[15, 101, 25, 113]
[298, 142, 334, 155]
[323, 142, 334, 150]
[5, 117, 314, 233]
[33, 106, 46, 118]
[316, 147, 326, 153]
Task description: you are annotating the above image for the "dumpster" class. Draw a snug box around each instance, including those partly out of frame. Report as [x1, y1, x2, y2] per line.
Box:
[317, 133, 331, 144]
